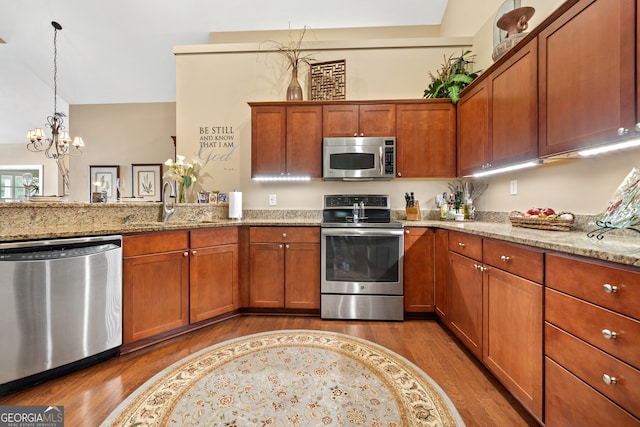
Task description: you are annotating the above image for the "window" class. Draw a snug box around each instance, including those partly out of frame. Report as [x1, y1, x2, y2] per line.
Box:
[0, 165, 43, 202]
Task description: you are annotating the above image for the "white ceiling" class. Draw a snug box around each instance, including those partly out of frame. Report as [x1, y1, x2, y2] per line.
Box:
[0, 0, 453, 144]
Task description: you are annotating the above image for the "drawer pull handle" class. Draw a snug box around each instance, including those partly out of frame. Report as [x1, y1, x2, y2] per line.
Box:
[458, 242, 466, 247]
[500, 255, 510, 262]
[602, 329, 617, 340]
[602, 284, 619, 294]
[602, 374, 618, 385]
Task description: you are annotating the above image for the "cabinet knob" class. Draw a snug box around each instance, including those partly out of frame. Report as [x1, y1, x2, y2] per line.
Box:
[353, 133, 358, 137]
[282, 233, 287, 238]
[617, 127, 629, 136]
[602, 374, 618, 385]
[359, 133, 364, 137]
[602, 284, 619, 294]
[183, 251, 189, 257]
[601, 329, 617, 340]
[458, 242, 466, 247]
[286, 244, 290, 249]
[279, 244, 283, 249]
[405, 229, 410, 234]
[500, 255, 510, 262]
[192, 250, 197, 255]
[473, 264, 486, 271]
[397, 172, 402, 177]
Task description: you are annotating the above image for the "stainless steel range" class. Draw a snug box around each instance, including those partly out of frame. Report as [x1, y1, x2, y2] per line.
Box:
[321, 194, 404, 321]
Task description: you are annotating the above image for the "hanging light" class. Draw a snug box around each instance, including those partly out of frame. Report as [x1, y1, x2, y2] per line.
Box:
[26, 21, 85, 197]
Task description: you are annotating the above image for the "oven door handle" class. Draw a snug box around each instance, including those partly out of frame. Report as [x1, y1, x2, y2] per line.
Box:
[321, 228, 405, 237]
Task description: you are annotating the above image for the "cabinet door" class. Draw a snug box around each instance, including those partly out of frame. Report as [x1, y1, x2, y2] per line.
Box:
[396, 102, 456, 178]
[358, 104, 396, 136]
[322, 104, 359, 137]
[434, 229, 449, 320]
[483, 267, 543, 420]
[284, 242, 320, 309]
[251, 106, 286, 176]
[538, 0, 636, 156]
[190, 243, 238, 323]
[457, 80, 490, 177]
[448, 251, 483, 359]
[249, 243, 285, 307]
[286, 105, 323, 177]
[123, 251, 189, 344]
[404, 227, 435, 312]
[490, 38, 538, 167]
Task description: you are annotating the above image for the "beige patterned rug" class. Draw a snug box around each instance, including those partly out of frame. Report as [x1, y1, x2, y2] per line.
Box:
[101, 330, 465, 426]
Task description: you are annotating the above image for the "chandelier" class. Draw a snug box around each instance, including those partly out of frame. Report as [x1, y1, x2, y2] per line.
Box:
[26, 21, 84, 197]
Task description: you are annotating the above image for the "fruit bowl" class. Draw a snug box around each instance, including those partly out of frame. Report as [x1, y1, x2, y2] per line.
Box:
[509, 210, 575, 231]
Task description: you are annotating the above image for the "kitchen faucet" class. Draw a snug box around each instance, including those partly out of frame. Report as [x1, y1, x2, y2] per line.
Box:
[162, 181, 176, 222]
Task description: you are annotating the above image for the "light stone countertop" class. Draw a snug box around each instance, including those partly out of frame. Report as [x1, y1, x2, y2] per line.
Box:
[0, 202, 638, 267]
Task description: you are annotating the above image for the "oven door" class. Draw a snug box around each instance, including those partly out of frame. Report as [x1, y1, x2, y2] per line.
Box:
[321, 227, 404, 295]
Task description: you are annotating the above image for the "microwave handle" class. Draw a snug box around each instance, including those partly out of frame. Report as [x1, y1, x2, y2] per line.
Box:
[379, 146, 384, 175]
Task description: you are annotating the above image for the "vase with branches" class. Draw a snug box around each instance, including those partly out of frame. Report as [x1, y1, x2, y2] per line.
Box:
[263, 26, 315, 100]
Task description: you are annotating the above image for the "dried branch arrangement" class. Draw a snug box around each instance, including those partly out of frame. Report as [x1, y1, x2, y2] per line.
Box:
[261, 26, 316, 70]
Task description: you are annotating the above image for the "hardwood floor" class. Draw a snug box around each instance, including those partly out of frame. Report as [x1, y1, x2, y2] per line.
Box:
[0, 315, 539, 426]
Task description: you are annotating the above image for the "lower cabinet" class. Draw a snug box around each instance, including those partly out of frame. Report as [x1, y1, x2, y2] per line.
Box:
[446, 231, 544, 421]
[434, 228, 448, 320]
[189, 228, 239, 323]
[403, 227, 435, 312]
[249, 227, 320, 309]
[123, 231, 190, 345]
[123, 228, 239, 347]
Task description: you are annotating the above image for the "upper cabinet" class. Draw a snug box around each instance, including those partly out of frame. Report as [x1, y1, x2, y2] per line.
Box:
[323, 103, 396, 137]
[250, 104, 322, 178]
[457, 38, 537, 177]
[538, 0, 636, 156]
[396, 100, 456, 178]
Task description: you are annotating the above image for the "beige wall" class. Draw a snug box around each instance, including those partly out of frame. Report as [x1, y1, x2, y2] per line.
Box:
[68, 102, 176, 202]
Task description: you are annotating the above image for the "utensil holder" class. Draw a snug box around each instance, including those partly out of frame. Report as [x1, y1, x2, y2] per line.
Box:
[406, 202, 421, 221]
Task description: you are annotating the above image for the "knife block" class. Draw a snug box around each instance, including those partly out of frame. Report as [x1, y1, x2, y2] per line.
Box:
[405, 201, 421, 221]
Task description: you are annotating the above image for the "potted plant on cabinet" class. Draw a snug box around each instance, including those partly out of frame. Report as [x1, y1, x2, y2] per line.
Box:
[423, 50, 481, 104]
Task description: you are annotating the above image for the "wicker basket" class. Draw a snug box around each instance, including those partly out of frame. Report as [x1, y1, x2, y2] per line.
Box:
[509, 211, 575, 231]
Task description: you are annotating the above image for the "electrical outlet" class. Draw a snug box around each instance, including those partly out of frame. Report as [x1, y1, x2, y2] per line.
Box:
[268, 193, 277, 206]
[510, 179, 518, 195]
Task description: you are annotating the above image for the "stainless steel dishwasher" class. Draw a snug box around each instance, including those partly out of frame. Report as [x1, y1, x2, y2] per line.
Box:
[0, 235, 122, 394]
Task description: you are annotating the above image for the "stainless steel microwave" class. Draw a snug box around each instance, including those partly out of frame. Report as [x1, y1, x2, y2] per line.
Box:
[323, 137, 396, 180]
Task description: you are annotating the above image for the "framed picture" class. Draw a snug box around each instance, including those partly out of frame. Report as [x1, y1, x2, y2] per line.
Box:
[208, 191, 219, 204]
[89, 165, 119, 202]
[131, 163, 162, 202]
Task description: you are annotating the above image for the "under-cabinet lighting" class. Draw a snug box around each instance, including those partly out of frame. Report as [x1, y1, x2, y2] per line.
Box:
[253, 175, 311, 182]
[578, 138, 640, 157]
[471, 160, 541, 178]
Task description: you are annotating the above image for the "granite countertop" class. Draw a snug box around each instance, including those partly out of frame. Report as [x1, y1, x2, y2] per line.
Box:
[0, 202, 638, 267]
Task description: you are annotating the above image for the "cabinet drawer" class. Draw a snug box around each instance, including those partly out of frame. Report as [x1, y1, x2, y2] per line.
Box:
[483, 239, 543, 283]
[250, 227, 319, 243]
[190, 227, 238, 248]
[546, 288, 640, 368]
[123, 231, 189, 257]
[546, 253, 640, 320]
[545, 358, 638, 427]
[546, 323, 640, 418]
[448, 231, 482, 260]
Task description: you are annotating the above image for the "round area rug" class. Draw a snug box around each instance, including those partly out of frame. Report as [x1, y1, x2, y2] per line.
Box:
[101, 330, 465, 426]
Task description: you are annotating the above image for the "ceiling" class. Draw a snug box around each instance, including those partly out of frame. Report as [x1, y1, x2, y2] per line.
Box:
[0, 0, 460, 144]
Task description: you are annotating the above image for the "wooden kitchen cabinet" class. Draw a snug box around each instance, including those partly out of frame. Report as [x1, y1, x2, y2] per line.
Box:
[189, 228, 239, 323]
[403, 227, 435, 313]
[545, 252, 640, 425]
[434, 228, 448, 320]
[489, 38, 538, 168]
[249, 227, 320, 309]
[396, 100, 456, 178]
[447, 231, 483, 359]
[123, 231, 190, 344]
[322, 103, 396, 137]
[538, 0, 636, 156]
[250, 104, 322, 177]
[482, 239, 544, 421]
[457, 80, 490, 177]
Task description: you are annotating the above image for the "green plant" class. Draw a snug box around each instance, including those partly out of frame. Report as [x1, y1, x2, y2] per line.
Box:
[423, 50, 481, 104]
